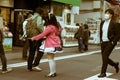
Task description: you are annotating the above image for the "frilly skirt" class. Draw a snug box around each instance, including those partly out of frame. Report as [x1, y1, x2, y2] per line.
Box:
[39, 41, 63, 54]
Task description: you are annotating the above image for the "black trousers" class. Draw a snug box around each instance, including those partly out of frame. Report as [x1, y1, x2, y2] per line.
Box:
[27, 39, 44, 70]
[0, 44, 7, 71]
[22, 39, 29, 58]
[100, 41, 116, 73]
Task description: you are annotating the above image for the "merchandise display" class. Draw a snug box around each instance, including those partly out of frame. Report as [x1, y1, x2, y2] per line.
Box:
[3, 24, 13, 51]
[86, 18, 101, 44]
[62, 25, 79, 47]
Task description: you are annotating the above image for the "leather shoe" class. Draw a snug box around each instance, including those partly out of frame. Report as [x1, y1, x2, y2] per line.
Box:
[45, 73, 57, 77]
[98, 73, 106, 78]
[114, 62, 119, 73]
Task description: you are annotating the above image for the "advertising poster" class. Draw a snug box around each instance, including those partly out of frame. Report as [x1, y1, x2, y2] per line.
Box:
[3, 37, 12, 51]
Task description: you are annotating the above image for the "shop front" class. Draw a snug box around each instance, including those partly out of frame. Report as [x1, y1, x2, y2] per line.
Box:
[0, 0, 14, 51]
[52, 0, 81, 47]
[13, 0, 51, 46]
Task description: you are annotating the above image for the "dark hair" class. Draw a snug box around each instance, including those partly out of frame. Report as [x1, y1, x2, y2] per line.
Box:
[84, 24, 88, 29]
[24, 12, 32, 19]
[105, 9, 114, 16]
[35, 7, 43, 15]
[49, 14, 59, 28]
[42, 13, 50, 26]
[76, 23, 79, 26]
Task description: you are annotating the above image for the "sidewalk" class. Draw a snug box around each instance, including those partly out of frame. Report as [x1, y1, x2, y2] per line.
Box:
[5, 44, 101, 60]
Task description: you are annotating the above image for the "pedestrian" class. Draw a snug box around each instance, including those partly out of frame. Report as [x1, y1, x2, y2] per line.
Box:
[0, 8, 12, 73]
[26, 7, 44, 71]
[21, 12, 33, 60]
[31, 14, 62, 77]
[17, 11, 24, 37]
[0, 29, 13, 74]
[76, 23, 85, 53]
[83, 24, 90, 51]
[98, 9, 119, 78]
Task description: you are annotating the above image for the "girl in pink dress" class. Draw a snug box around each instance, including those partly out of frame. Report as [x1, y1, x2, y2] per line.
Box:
[31, 14, 62, 77]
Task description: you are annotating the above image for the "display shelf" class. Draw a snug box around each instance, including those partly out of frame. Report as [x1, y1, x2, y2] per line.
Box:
[3, 28, 13, 51]
[62, 25, 79, 47]
[86, 18, 101, 44]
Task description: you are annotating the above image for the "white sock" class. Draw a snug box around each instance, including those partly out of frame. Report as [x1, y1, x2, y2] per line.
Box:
[48, 59, 56, 75]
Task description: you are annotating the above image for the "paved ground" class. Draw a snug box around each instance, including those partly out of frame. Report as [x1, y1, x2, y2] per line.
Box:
[0, 44, 120, 80]
[5, 44, 100, 60]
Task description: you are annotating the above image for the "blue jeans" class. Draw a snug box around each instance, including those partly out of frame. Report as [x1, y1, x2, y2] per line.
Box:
[78, 39, 84, 51]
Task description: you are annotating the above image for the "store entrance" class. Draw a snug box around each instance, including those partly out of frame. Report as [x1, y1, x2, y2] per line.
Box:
[13, 10, 32, 46]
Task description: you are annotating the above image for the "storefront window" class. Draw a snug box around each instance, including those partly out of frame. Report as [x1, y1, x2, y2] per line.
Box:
[1, 8, 10, 24]
[66, 13, 71, 25]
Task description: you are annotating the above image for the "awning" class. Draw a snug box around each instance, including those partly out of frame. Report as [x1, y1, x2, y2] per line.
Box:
[53, 0, 81, 6]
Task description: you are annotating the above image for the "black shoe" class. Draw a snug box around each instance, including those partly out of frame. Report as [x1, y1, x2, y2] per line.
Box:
[98, 73, 106, 78]
[114, 62, 119, 73]
[79, 50, 84, 53]
[28, 68, 33, 71]
[45, 73, 57, 77]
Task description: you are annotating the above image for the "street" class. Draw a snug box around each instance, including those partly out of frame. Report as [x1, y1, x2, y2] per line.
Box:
[0, 44, 120, 80]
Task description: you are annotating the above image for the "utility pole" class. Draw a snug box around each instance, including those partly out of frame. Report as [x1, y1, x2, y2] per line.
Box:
[100, 0, 106, 20]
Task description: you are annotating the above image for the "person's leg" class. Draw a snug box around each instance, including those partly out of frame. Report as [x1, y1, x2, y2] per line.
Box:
[98, 42, 115, 77]
[0, 44, 7, 71]
[107, 44, 119, 73]
[0, 44, 13, 74]
[22, 39, 29, 59]
[101, 42, 115, 73]
[98, 42, 107, 77]
[33, 40, 44, 67]
[81, 39, 85, 50]
[33, 51, 44, 67]
[78, 39, 81, 51]
[79, 39, 84, 52]
[27, 40, 36, 70]
[47, 53, 56, 77]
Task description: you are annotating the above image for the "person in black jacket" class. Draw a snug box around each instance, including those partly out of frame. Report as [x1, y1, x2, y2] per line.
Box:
[98, 9, 119, 78]
[83, 24, 90, 51]
[75, 23, 85, 52]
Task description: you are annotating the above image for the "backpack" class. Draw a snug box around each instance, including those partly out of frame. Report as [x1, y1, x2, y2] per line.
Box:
[26, 18, 43, 38]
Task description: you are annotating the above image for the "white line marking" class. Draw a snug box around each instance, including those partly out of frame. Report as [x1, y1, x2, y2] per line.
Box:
[4, 50, 101, 68]
[0, 47, 120, 68]
[84, 72, 118, 80]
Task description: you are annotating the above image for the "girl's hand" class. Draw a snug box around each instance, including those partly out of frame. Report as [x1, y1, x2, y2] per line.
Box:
[31, 38, 34, 41]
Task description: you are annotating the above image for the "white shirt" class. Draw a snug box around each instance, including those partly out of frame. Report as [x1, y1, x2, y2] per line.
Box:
[22, 19, 28, 36]
[102, 19, 111, 42]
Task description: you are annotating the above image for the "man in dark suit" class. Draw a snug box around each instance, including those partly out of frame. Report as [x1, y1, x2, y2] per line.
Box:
[98, 9, 120, 78]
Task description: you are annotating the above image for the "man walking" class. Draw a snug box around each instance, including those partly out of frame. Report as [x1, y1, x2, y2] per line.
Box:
[98, 9, 119, 78]
[26, 7, 44, 71]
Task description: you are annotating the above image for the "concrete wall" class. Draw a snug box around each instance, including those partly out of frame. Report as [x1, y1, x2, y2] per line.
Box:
[74, 0, 101, 24]
[74, 12, 100, 23]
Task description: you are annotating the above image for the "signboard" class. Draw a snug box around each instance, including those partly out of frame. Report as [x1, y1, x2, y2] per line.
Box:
[53, 0, 81, 6]
[0, 0, 14, 7]
[3, 37, 13, 51]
